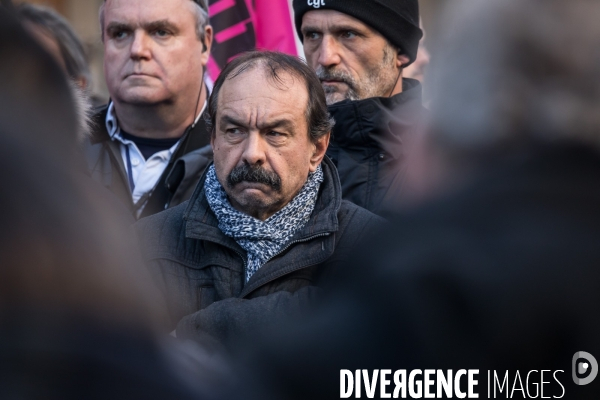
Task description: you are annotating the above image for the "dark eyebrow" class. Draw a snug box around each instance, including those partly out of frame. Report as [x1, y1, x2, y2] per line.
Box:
[258, 118, 295, 132]
[143, 20, 180, 34]
[301, 25, 322, 35]
[330, 24, 368, 34]
[219, 115, 295, 133]
[105, 20, 179, 36]
[106, 22, 132, 36]
[219, 114, 246, 128]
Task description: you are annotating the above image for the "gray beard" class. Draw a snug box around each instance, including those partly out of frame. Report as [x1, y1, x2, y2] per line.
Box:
[321, 81, 360, 104]
[316, 45, 399, 105]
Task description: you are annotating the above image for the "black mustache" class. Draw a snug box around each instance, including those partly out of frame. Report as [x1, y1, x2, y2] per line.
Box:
[227, 164, 282, 191]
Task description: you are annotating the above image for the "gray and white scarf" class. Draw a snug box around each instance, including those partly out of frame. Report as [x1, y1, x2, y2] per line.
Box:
[204, 164, 323, 282]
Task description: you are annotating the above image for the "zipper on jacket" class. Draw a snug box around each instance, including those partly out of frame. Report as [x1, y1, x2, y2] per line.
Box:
[269, 232, 331, 262]
[240, 232, 332, 298]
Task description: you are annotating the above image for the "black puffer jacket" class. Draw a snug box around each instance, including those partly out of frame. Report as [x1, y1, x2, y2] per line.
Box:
[134, 157, 383, 346]
[327, 78, 425, 217]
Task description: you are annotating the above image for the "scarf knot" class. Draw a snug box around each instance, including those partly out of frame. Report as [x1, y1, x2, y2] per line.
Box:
[204, 164, 323, 282]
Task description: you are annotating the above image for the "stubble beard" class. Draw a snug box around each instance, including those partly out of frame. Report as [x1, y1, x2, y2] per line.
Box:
[317, 45, 399, 105]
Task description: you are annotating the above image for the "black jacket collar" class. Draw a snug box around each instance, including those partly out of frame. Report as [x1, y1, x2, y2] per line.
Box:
[327, 78, 423, 150]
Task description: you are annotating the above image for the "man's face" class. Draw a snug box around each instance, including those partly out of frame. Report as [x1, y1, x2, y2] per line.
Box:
[301, 10, 409, 105]
[211, 67, 329, 221]
[102, 0, 210, 106]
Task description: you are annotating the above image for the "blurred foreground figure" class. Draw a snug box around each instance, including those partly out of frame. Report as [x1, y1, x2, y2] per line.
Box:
[293, 0, 426, 217]
[17, 3, 93, 138]
[136, 52, 381, 349]
[0, 9, 211, 399]
[85, 0, 214, 219]
[17, 3, 91, 91]
[237, 0, 600, 398]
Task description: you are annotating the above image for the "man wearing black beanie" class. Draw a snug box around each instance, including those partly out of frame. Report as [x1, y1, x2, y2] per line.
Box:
[293, 0, 425, 217]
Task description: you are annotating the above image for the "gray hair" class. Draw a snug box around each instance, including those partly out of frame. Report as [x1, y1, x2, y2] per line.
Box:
[17, 4, 92, 89]
[99, 0, 209, 43]
[428, 0, 600, 159]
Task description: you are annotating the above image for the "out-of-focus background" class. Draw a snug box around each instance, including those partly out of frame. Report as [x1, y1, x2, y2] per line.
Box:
[14, 0, 444, 103]
[14, 0, 106, 98]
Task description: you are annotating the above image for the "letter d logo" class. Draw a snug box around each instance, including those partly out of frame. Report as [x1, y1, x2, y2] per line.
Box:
[573, 351, 598, 385]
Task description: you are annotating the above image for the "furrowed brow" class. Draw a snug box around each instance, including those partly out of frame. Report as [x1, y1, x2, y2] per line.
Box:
[219, 114, 246, 128]
[259, 119, 295, 132]
[301, 25, 322, 35]
[331, 24, 369, 35]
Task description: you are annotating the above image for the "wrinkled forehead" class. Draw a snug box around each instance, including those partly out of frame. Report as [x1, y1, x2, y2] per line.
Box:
[218, 66, 309, 123]
[222, 64, 308, 104]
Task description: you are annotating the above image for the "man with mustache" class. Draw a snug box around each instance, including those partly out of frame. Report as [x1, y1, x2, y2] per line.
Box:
[84, 0, 214, 219]
[293, 0, 426, 217]
[135, 51, 382, 347]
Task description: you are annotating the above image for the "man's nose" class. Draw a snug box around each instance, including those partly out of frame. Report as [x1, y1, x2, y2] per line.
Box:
[241, 132, 267, 166]
[130, 30, 151, 60]
[317, 36, 342, 68]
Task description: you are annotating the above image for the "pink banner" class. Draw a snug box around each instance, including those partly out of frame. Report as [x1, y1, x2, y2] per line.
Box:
[207, 0, 299, 81]
[253, 0, 298, 55]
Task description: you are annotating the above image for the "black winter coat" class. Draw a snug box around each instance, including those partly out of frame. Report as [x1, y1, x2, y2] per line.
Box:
[134, 157, 383, 346]
[83, 105, 213, 219]
[327, 78, 425, 217]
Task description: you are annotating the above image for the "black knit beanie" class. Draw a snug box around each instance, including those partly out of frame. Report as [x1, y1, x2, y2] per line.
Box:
[293, 0, 423, 66]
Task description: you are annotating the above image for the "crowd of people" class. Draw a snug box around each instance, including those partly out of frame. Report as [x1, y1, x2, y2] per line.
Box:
[1, 0, 599, 398]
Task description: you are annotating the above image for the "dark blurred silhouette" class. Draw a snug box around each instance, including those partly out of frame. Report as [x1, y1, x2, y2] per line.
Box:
[16, 3, 95, 137]
[17, 3, 91, 92]
[232, 0, 600, 399]
[0, 8, 213, 398]
[0, 0, 13, 12]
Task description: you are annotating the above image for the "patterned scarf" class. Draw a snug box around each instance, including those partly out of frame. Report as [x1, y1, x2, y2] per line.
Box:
[204, 164, 323, 282]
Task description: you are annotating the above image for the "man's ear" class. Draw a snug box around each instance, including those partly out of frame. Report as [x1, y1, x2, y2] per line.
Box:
[200, 25, 213, 64]
[309, 132, 331, 172]
[397, 53, 410, 68]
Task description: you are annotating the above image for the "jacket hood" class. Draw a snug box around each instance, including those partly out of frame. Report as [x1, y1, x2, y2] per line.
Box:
[328, 78, 424, 156]
[183, 156, 342, 244]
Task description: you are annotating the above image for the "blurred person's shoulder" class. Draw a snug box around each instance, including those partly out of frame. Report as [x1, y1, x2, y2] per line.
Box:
[370, 142, 600, 275]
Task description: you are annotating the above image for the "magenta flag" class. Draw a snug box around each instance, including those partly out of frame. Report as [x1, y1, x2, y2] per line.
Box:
[207, 0, 299, 81]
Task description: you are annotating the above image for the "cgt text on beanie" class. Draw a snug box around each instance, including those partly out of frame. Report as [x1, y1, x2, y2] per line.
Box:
[292, 0, 423, 66]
